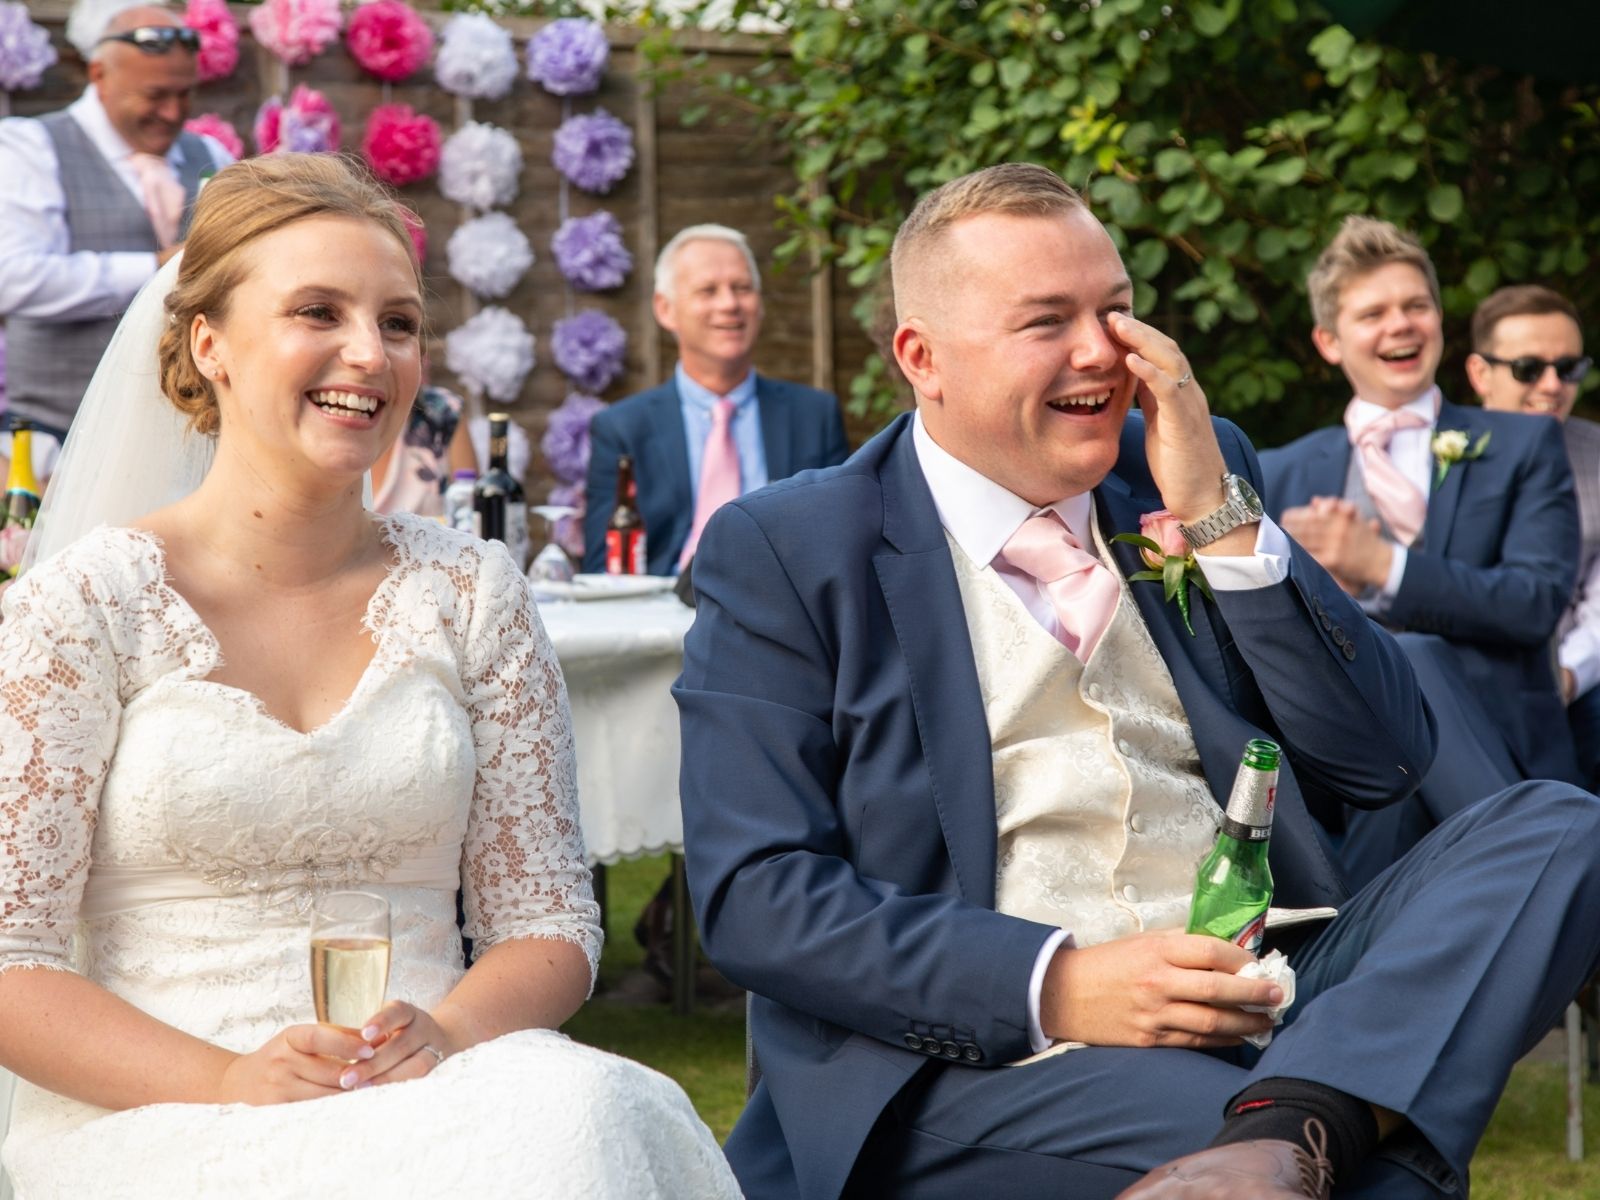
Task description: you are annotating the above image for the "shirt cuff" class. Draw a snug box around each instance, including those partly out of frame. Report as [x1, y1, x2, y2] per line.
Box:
[1560, 631, 1600, 700]
[108, 251, 162, 307]
[1192, 516, 1291, 591]
[1027, 928, 1073, 1053]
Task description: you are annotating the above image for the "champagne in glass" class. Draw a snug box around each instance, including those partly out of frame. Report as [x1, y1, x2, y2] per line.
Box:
[309, 891, 391, 1030]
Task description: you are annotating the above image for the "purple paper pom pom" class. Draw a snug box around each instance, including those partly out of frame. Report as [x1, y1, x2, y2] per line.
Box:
[0, 3, 58, 92]
[551, 109, 634, 195]
[540, 391, 606, 484]
[551, 309, 627, 394]
[526, 17, 609, 97]
[551, 211, 633, 292]
[548, 480, 586, 560]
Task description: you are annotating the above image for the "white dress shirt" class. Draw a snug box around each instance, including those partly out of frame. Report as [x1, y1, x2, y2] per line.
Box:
[910, 411, 1292, 1050]
[1346, 387, 1440, 606]
[0, 87, 231, 321]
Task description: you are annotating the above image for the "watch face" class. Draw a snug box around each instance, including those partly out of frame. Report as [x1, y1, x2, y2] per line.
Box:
[1229, 474, 1264, 519]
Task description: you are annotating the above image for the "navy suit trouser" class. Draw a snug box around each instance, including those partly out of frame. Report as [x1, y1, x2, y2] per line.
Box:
[842, 783, 1600, 1199]
[1337, 633, 1523, 893]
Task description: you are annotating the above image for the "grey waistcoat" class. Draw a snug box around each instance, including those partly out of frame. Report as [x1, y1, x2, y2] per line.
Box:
[6, 112, 209, 433]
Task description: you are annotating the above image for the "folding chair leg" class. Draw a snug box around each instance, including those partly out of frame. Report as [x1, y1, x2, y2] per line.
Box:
[1567, 1002, 1585, 1163]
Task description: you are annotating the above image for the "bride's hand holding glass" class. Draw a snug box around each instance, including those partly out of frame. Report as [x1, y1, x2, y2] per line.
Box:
[334, 999, 458, 1089]
[214, 1023, 377, 1106]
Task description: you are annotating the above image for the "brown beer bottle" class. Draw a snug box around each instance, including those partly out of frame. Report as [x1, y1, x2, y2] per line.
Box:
[605, 455, 648, 575]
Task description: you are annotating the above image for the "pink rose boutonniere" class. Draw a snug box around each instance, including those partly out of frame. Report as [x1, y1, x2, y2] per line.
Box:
[1111, 509, 1213, 636]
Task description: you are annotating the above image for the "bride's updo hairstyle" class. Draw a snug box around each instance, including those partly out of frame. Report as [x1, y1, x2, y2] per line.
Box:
[158, 153, 423, 434]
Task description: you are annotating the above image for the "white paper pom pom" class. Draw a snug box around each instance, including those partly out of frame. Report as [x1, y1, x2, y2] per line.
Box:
[448, 212, 535, 299]
[439, 122, 523, 212]
[445, 306, 536, 403]
[435, 13, 519, 101]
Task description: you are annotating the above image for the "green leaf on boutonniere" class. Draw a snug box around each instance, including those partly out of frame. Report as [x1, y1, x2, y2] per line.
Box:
[1112, 532, 1166, 558]
[1163, 553, 1186, 602]
[1114, 532, 1207, 637]
[1432, 428, 1491, 488]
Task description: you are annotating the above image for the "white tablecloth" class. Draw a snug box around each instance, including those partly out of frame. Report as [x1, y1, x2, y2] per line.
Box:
[537, 594, 696, 866]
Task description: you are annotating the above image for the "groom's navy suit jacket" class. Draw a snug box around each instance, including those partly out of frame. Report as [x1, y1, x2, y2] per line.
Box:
[1259, 398, 1579, 786]
[675, 413, 1436, 1200]
[582, 374, 847, 575]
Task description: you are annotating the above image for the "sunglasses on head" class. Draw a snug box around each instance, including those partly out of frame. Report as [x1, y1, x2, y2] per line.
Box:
[96, 26, 201, 54]
[1479, 353, 1593, 385]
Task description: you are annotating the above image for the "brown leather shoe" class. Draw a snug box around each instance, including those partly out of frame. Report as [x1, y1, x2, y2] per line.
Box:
[1115, 1121, 1334, 1199]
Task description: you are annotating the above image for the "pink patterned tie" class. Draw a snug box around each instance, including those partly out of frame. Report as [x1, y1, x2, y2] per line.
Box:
[999, 513, 1122, 661]
[679, 397, 741, 568]
[128, 153, 185, 249]
[1343, 401, 1430, 546]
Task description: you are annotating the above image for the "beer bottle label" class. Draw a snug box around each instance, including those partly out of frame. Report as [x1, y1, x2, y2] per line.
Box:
[1231, 911, 1267, 955]
[606, 529, 642, 575]
[632, 531, 647, 575]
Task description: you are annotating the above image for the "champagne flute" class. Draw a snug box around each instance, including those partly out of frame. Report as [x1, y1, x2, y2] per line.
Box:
[528, 504, 579, 590]
[309, 891, 391, 1030]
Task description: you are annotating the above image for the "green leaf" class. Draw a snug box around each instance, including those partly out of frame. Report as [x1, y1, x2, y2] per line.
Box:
[999, 56, 1033, 91]
[1308, 25, 1356, 69]
[1255, 228, 1289, 262]
[1258, 157, 1307, 187]
[968, 60, 994, 87]
[1192, 0, 1241, 38]
[1128, 238, 1170, 280]
[1154, 148, 1193, 181]
[1176, 582, 1196, 636]
[1112, 532, 1164, 555]
[1427, 183, 1464, 223]
[1163, 554, 1186, 602]
[1464, 258, 1499, 296]
[1126, 570, 1166, 584]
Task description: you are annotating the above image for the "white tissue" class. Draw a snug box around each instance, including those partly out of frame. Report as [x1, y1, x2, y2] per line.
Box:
[1237, 949, 1296, 1050]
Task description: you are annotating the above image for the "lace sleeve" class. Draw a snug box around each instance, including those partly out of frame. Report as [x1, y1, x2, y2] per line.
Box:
[0, 560, 123, 973]
[459, 542, 601, 986]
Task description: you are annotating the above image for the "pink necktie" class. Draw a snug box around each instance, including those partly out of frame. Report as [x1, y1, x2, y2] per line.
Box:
[128, 153, 185, 249]
[679, 397, 741, 568]
[1343, 401, 1430, 546]
[999, 513, 1122, 661]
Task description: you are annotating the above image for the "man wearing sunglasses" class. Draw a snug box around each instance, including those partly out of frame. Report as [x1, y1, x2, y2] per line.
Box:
[1261, 218, 1582, 892]
[0, 1, 231, 472]
[1468, 284, 1600, 787]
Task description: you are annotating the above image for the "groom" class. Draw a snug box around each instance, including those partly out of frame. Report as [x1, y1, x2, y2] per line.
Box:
[675, 164, 1600, 1199]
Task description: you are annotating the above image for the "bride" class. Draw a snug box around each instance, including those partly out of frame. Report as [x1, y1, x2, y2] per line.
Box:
[0, 154, 740, 1198]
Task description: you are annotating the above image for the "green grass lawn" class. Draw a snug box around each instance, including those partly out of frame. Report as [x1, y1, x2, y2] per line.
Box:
[567, 856, 1600, 1194]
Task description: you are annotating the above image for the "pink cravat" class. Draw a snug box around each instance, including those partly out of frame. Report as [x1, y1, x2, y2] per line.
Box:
[679, 397, 741, 568]
[998, 513, 1122, 661]
[1343, 401, 1430, 546]
[128, 153, 185, 249]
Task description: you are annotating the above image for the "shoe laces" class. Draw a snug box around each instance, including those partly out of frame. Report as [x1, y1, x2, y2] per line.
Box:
[1298, 1117, 1334, 1199]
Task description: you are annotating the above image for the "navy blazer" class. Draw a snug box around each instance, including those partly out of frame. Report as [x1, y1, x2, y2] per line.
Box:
[675, 413, 1436, 1200]
[1260, 399, 1579, 783]
[581, 374, 848, 574]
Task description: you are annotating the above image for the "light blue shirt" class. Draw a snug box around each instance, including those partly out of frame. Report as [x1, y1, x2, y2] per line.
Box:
[677, 363, 767, 502]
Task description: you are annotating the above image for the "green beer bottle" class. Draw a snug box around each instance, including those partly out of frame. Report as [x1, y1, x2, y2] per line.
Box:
[1186, 738, 1279, 954]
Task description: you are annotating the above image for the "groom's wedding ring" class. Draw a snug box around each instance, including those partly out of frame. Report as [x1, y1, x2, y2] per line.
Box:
[1175, 371, 1193, 390]
[420, 1044, 446, 1065]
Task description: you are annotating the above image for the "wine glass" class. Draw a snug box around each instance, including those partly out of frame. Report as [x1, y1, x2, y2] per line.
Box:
[528, 504, 579, 588]
[309, 891, 391, 1030]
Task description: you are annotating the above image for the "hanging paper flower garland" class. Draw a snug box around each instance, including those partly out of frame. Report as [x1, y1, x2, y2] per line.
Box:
[184, 113, 244, 160]
[552, 310, 626, 394]
[255, 85, 341, 155]
[0, 3, 57, 94]
[184, 0, 239, 83]
[447, 307, 536, 403]
[435, 13, 518, 101]
[363, 104, 442, 187]
[541, 391, 605, 485]
[552, 109, 634, 195]
[448, 213, 534, 300]
[346, 0, 434, 84]
[439, 122, 522, 211]
[525, 18, 609, 97]
[551, 211, 632, 292]
[249, 0, 343, 67]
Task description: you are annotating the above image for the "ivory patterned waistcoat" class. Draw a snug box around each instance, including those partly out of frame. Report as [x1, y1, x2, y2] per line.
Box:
[946, 520, 1220, 947]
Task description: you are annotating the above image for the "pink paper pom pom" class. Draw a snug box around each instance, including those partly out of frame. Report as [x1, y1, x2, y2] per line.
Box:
[248, 0, 343, 68]
[184, 0, 240, 83]
[346, 0, 434, 83]
[362, 104, 442, 187]
[399, 204, 428, 263]
[184, 113, 244, 160]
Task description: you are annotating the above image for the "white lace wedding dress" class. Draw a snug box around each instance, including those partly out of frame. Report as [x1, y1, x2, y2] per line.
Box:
[0, 514, 740, 1199]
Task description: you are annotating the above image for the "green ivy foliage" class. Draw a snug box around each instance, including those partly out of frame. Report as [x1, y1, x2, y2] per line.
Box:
[644, 0, 1600, 447]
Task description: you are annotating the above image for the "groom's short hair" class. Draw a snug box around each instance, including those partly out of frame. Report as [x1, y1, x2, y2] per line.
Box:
[890, 164, 1086, 320]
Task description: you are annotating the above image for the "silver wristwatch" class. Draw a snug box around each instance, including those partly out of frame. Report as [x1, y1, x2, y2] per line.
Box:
[1178, 472, 1265, 549]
